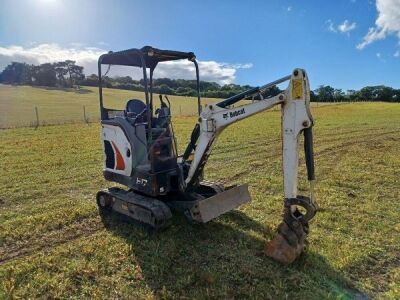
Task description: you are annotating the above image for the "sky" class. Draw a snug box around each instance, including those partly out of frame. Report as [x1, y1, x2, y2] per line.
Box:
[0, 0, 399, 90]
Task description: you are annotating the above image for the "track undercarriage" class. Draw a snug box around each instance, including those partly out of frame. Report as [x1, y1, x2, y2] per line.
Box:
[97, 181, 251, 230]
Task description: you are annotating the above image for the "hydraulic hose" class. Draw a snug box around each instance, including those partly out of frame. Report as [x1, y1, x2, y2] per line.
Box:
[303, 127, 315, 181]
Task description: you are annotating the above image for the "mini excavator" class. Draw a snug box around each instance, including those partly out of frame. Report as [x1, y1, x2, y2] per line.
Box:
[96, 46, 318, 264]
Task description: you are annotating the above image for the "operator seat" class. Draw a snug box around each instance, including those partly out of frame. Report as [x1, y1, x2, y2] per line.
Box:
[126, 99, 147, 123]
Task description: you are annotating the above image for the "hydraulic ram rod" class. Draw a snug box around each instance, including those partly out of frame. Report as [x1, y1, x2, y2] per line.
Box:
[216, 75, 291, 108]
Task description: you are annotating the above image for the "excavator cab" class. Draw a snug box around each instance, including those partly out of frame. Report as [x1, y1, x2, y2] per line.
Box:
[98, 46, 199, 196]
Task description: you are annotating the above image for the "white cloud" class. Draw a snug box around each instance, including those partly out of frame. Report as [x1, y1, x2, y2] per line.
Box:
[394, 50, 400, 57]
[0, 44, 104, 74]
[376, 52, 381, 57]
[338, 20, 357, 33]
[152, 60, 253, 85]
[0, 44, 252, 85]
[327, 19, 337, 32]
[327, 19, 357, 34]
[287, 6, 292, 11]
[357, 0, 400, 49]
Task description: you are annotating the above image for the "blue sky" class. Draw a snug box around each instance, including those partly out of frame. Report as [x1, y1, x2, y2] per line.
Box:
[0, 0, 399, 90]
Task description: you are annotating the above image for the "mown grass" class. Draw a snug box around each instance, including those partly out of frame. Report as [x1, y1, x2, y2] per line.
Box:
[0, 102, 399, 299]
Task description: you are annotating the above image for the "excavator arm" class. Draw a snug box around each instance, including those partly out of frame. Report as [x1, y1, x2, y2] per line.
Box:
[181, 69, 318, 264]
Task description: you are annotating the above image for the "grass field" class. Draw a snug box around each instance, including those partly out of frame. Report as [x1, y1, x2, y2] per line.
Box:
[0, 96, 399, 297]
[0, 84, 224, 128]
[0, 84, 333, 129]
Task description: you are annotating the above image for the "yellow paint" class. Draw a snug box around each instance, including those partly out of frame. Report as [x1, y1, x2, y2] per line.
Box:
[292, 79, 303, 99]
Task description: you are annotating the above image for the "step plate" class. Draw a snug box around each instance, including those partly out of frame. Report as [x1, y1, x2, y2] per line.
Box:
[192, 184, 251, 223]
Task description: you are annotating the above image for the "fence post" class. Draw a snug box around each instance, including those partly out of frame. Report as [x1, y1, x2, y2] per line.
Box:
[83, 105, 89, 124]
[34, 107, 39, 129]
[179, 105, 182, 116]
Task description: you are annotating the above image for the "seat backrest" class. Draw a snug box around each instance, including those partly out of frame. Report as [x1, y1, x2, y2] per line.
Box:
[126, 99, 146, 115]
[126, 99, 147, 124]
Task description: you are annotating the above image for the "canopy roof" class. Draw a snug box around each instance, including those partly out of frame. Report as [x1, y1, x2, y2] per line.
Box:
[98, 46, 196, 69]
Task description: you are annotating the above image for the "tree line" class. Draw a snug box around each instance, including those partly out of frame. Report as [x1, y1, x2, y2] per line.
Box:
[0, 61, 399, 102]
[0, 61, 84, 88]
[311, 85, 399, 102]
[81, 74, 280, 99]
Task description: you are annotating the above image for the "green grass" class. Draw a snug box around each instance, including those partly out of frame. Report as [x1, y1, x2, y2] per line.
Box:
[0, 84, 332, 129]
[1, 101, 399, 299]
[0, 84, 224, 128]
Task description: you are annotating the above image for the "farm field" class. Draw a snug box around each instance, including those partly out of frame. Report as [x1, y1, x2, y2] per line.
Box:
[0, 84, 334, 128]
[0, 102, 399, 298]
[0, 84, 223, 128]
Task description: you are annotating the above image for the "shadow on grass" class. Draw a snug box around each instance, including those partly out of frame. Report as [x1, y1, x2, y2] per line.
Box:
[32, 86, 93, 94]
[342, 250, 399, 297]
[99, 209, 367, 299]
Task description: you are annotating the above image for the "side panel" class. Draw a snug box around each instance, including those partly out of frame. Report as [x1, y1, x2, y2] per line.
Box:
[101, 124, 132, 176]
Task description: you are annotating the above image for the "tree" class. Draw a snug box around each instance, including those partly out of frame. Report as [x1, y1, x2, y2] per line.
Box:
[310, 90, 318, 102]
[70, 65, 85, 87]
[372, 86, 394, 101]
[114, 76, 134, 85]
[315, 85, 334, 102]
[157, 84, 173, 95]
[1, 60, 399, 103]
[176, 87, 196, 96]
[62, 60, 84, 87]
[392, 89, 400, 102]
[359, 86, 374, 101]
[0, 62, 32, 85]
[54, 61, 69, 87]
[81, 74, 99, 86]
[31, 63, 57, 86]
[333, 89, 345, 102]
[346, 90, 359, 102]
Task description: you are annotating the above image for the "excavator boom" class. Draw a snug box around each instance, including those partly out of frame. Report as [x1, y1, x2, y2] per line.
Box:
[181, 68, 317, 264]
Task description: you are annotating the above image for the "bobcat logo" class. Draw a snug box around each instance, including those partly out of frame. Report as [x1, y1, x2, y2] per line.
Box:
[230, 108, 246, 118]
[223, 113, 229, 119]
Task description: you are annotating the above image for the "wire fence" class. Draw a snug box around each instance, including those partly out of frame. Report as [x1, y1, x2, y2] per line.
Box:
[0, 101, 352, 129]
[0, 104, 203, 129]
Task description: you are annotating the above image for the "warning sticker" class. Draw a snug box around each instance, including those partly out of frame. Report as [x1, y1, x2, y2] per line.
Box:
[292, 79, 303, 100]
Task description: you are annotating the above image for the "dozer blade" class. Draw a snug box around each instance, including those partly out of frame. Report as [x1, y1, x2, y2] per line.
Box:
[190, 184, 251, 223]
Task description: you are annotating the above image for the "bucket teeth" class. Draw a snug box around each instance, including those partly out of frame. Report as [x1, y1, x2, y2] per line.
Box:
[265, 219, 309, 264]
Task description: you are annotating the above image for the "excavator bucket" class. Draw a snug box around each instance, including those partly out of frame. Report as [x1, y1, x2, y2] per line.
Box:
[194, 184, 251, 223]
[264, 219, 309, 264]
[265, 196, 317, 264]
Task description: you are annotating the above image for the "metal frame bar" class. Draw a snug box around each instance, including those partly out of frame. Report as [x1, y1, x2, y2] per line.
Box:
[193, 60, 201, 115]
[216, 75, 291, 108]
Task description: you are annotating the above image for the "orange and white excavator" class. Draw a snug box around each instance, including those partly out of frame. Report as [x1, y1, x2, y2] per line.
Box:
[96, 46, 318, 264]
